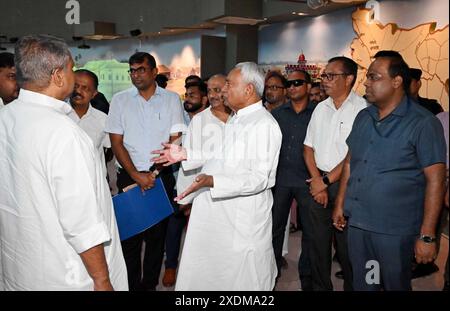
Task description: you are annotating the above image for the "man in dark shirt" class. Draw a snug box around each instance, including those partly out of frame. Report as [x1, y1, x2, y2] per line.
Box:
[409, 68, 443, 115]
[271, 70, 314, 290]
[333, 51, 446, 290]
[264, 71, 287, 112]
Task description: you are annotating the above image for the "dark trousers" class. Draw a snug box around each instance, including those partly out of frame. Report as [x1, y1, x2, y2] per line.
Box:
[272, 185, 312, 289]
[348, 226, 416, 291]
[308, 181, 353, 291]
[164, 206, 188, 269]
[117, 168, 175, 291]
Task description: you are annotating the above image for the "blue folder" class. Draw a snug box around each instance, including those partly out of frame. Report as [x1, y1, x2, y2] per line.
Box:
[112, 178, 174, 241]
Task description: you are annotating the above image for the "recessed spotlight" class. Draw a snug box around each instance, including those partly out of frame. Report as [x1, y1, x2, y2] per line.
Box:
[292, 12, 296, 15]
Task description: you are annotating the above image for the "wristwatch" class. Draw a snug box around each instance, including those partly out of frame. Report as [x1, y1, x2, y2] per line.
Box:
[322, 175, 331, 186]
[418, 235, 437, 244]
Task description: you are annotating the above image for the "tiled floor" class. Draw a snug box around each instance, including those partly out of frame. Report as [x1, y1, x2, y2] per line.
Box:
[157, 229, 448, 291]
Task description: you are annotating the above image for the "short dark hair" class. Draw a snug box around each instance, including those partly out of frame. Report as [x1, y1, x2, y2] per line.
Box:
[129, 52, 156, 69]
[374, 50, 411, 92]
[409, 68, 422, 81]
[311, 82, 321, 89]
[74, 69, 99, 89]
[265, 71, 287, 87]
[328, 56, 358, 87]
[0, 52, 14, 68]
[185, 81, 207, 97]
[185, 75, 202, 86]
[289, 70, 311, 84]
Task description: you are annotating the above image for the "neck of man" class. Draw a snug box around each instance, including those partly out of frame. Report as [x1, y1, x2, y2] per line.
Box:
[332, 89, 351, 110]
[138, 82, 156, 101]
[189, 105, 207, 119]
[71, 102, 89, 118]
[23, 83, 66, 101]
[211, 104, 231, 123]
[376, 91, 405, 120]
[290, 97, 308, 113]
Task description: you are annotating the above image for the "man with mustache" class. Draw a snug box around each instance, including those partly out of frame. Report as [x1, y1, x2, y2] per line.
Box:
[303, 56, 367, 291]
[333, 50, 446, 290]
[69, 69, 110, 177]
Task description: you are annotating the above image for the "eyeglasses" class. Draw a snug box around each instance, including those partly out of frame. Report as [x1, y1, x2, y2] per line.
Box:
[128, 66, 149, 75]
[265, 85, 285, 91]
[320, 73, 350, 81]
[286, 79, 306, 88]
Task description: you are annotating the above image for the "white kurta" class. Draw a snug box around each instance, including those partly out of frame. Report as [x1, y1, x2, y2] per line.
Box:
[0, 89, 128, 291]
[68, 104, 111, 177]
[175, 102, 282, 291]
[176, 107, 227, 204]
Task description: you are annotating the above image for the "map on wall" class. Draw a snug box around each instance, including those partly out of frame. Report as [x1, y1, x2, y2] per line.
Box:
[351, 8, 449, 110]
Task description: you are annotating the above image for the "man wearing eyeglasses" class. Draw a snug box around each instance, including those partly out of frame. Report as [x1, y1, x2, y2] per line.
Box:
[105, 52, 186, 291]
[0, 52, 19, 108]
[303, 56, 367, 291]
[271, 70, 315, 290]
[333, 51, 446, 290]
[264, 71, 287, 112]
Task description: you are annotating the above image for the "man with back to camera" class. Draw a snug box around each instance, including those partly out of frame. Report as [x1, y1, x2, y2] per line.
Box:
[0, 34, 127, 291]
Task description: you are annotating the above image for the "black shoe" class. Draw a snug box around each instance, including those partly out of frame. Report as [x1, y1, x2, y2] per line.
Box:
[300, 276, 313, 291]
[412, 263, 439, 279]
[335, 270, 344, 279]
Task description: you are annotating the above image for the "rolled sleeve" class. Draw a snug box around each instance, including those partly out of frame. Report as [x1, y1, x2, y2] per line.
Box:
[52, 129, 112, 254]
[169, 95, 187, 134]
[105, 94, 123, 135]
[303, 113, 315, 148]
[416, 116, 447, 168]
[67, 221, 111, 254]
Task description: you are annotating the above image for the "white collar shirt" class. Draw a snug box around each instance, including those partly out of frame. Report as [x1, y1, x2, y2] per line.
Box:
[105, 85, 186, 171]
[68, 104, 110, 177]
[304, 91, 368, 172]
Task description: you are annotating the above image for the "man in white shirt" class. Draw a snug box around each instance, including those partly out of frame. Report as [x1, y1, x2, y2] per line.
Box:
[153, 62, 282, 290]
[162, 75, 232, 287]
[0, 34, 127, 291]
[303, 56, 367, 291]
[68, 69, 111, 177]
[105, 52, 186, 291]
[0, 52, 19, 108]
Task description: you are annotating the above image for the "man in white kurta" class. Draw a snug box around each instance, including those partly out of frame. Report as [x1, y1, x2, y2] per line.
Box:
[154, 63, 282, 290]
[0, 35, 127, 290]
[0, 89, 128, 290]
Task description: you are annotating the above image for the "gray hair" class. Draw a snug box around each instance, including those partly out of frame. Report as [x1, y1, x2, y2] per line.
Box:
[235, 62, 265, 98]
[15, 34, 72, 89]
